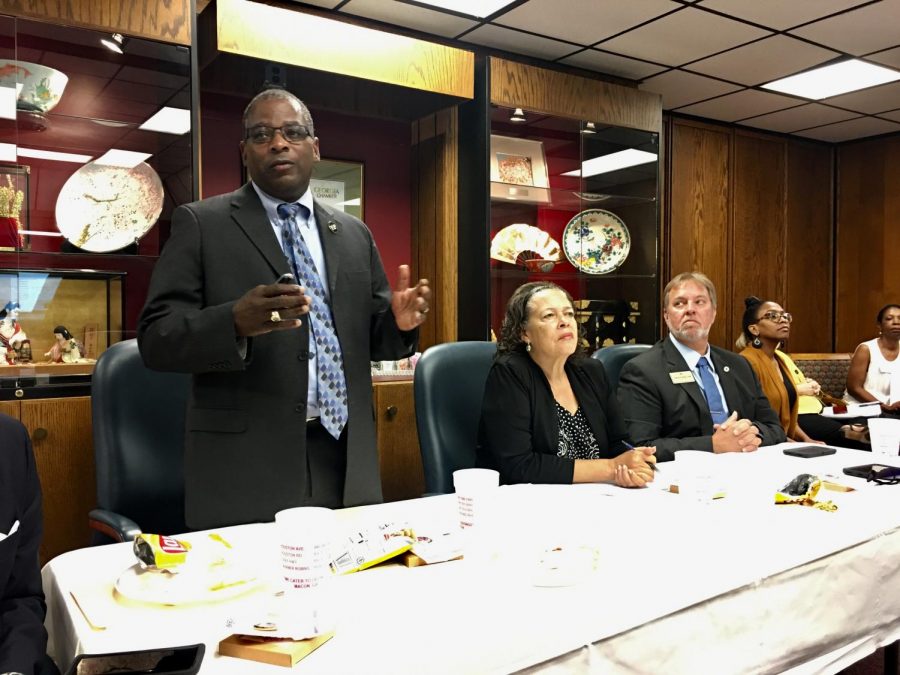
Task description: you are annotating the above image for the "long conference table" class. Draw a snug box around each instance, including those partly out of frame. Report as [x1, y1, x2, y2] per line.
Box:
[43, 444, 900, 674]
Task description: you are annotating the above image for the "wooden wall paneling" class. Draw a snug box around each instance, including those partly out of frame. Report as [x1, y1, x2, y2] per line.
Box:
[412, 109, 458, 348]
[0, 0, 191, 44]
[215, 0, 473, 100]
[668, 119, 731, 348]
[373, 381, 424, 502]
[836, 136, 900, 351]
[730, 131, 787, 350]
[489, 58, 661, 133]
[0, 400, 19, 418]
[785, 140, 834, 352]
[20, 397, 94, 565]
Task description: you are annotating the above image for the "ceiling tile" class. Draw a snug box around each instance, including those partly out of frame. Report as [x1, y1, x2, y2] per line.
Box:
[640, 70, 742, 109]
[460, 24, 577, 60]
[597, 7, 771, 65]
[676, 88, 802, 121]
[686, 35, 839, 86]
[696, 0, 871, 31]
[495, 0, 681, 46]
[560, 49, 666, 80]
[340, 0, 478, 38]
[823, 81, 900, 113]
[878, 109, 900, 122]
[739, 103, 858, 133]
[790, 1, 900, 56]
[795, 115, 900, 141]
[868, 47, 900, 69]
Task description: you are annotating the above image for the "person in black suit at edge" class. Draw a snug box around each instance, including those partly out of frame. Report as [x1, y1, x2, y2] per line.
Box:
[0, 413, 58, 675]
[138, 87, 430, 529]
[617, 272, 785, 462]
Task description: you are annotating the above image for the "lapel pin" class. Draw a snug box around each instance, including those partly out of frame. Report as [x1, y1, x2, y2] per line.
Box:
[328, 221, 337, 233]
[723, 366, 730, 373]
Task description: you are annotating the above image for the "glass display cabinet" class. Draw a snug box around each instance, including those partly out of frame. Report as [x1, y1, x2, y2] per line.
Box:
[0, 14, 194, 396]
[488, 105, 660, 349]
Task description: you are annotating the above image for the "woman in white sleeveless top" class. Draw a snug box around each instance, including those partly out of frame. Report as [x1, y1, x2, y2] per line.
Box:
[845, 304, 900, 415]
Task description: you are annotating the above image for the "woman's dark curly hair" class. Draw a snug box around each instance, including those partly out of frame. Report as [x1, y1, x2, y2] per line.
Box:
[497, 281, 585, 357]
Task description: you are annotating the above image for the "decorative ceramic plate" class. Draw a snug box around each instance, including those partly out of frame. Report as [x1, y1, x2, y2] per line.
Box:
[115, 563, 262, 606]
[55, 161, 164, 252]
[490, 223, 561, 265]
[562, 209, 630, 275]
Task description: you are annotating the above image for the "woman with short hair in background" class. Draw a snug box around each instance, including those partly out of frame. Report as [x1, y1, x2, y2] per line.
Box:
[845, 304, 900, 416]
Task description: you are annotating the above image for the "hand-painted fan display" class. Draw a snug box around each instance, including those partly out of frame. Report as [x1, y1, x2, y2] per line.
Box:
[490, 223, 561, 266]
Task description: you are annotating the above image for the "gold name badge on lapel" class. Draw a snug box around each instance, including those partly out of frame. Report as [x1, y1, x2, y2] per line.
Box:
[670, 371, 695, 384]
[328, 220, 337, 233]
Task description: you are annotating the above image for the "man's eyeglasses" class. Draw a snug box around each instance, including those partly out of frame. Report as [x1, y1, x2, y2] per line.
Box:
[245, 123, 312, 145]
[759, 310, 793, 324]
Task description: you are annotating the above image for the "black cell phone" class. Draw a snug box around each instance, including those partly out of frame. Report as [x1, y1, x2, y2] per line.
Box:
[275, 272, 295, 285]
[783, 446, 837, 458]
[64, 644, 204, 675]
[843, 463, 900, 480]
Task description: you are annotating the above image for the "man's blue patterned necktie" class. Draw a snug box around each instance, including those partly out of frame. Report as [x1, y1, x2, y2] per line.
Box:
[696, 356, 728, 425]
[277, 202, 348, 439]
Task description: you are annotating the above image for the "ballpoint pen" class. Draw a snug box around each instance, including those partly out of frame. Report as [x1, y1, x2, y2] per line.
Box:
[622, 441, 659, 471]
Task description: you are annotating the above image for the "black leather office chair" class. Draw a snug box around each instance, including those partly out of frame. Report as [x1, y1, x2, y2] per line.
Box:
[591, 343, 652, 387]
[414, 341, 496, 495]
[89, 339, 190, 542]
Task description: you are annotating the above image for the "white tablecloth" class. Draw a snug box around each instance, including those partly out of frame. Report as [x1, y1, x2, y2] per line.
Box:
[43, 444, 900, 674]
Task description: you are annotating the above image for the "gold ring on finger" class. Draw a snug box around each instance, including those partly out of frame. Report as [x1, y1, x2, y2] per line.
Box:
[270, 311, 282, 323]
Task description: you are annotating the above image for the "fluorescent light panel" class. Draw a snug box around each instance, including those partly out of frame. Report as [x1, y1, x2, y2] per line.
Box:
[0, 86, 16, 120]
[562, 149, 657, 178]
[17, 147, 92, 163]
[762, 59, 900, 100]
[139, 106, 191, 135]
[414, 0, 518, 18]
[94, 149, 151, 168]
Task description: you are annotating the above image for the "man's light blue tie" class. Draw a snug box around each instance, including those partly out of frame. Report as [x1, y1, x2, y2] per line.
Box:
[277, 202, 348, 440]
[696, 356, 728, 425]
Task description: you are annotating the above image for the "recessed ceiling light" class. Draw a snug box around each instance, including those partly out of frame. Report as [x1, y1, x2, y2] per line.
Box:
[17, 147, 92, 163]
[100, 32, 127, 54]
[139, 106, 191, 135]
[762, 59, 900, 100]
[94, 149, 152, 168]
[0, 86, 16, 120]
[413, 0, 517, 18]
[509, 107, 526, 123]
[562, 149, 657, 178]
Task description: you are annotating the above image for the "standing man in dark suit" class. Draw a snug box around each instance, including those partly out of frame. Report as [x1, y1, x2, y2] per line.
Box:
[138, 88, 430, 529]
[0, 413, 56, 675]
[617, 272, 784, 462]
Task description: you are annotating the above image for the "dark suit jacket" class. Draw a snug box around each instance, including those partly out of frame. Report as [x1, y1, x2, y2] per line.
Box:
[617, 338, 785, 461]
[138, 183, 415, 529]
[477, 352, 630, 484]
[0, 413, 48, 674]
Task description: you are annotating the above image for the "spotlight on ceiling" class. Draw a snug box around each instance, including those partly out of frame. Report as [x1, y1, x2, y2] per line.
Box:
[581, 122, 597, 135]
[100, 33, 127, 54]
[509, 107, 526, 123]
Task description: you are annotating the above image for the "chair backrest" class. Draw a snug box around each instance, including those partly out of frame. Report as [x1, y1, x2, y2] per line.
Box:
[414, 341, 497, 494]
[92, 339, 190, 535]
[591, 343, 653, 387]
[789, 353, 853, 398]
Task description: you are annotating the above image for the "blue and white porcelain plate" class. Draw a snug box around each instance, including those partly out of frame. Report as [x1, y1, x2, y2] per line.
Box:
[562, 209, 630, 275]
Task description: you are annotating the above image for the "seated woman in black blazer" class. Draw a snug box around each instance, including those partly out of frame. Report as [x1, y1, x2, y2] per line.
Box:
[478, 282, 655, 486]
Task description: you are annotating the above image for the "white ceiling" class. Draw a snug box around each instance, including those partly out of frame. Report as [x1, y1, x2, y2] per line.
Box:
[288, 0, 900, 142]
